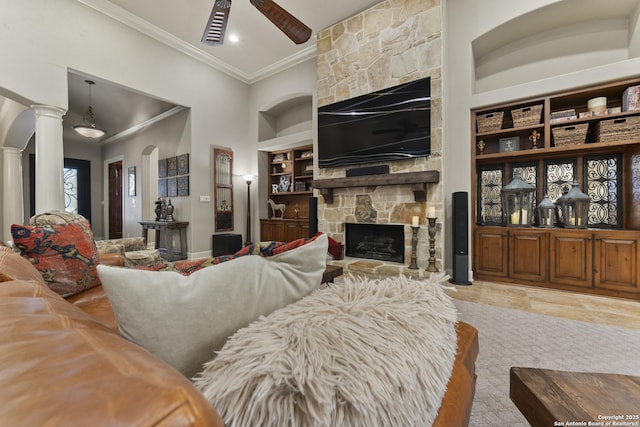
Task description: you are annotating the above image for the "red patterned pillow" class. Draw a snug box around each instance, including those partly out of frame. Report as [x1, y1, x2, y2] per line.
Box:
[137, 254, 242, 275]
[10, 222, 101, 298]
[136, 233, 325, 276]
[236, 233, 323, 257]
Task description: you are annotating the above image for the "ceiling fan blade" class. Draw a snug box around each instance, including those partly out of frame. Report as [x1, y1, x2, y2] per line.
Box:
[250, 0, 312, 44]
[201, 0, 232, 46]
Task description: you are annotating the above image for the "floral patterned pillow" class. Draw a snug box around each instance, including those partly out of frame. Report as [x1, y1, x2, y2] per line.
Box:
[10, 222, 101, 298]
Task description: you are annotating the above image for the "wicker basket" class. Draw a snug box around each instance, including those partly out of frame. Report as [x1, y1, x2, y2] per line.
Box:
[552, 123, 589, 147]
[595, 116, 640, 142]
[511, 104, 543, 127]
[476, 111, 504, 133]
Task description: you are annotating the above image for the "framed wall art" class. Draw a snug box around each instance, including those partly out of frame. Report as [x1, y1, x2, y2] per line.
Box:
[128, 166, 136, 196]
[167, 177, 178, 197]
[213, 146, 234, 231]
[158, 179, 167, 198]
[158, 159, 167, 178]
[167, 156, 178, 177]
[177, 153, 189, 175]
[499, 136, 520, 152]
[178, 175, 189, 197]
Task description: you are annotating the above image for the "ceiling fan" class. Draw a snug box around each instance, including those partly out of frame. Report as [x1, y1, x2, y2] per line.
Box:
[201, 0, 312, 46]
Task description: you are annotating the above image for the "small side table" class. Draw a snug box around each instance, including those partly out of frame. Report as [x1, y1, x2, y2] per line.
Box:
[139, 220, 189, 261]
[322, 265, 343, 284]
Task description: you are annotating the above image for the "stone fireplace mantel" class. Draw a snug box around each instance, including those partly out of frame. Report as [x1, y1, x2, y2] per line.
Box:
[312, 171, 440, 203]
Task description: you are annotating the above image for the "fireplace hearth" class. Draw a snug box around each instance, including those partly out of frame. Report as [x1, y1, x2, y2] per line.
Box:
[345, 223, 404, 263]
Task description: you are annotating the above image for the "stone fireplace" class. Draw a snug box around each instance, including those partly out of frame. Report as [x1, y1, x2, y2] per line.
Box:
[345, 223, 404, 263]
[315, 0, 444, 277]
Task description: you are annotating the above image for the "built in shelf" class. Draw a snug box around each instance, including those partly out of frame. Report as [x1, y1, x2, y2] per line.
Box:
[312, 171, 440, 203]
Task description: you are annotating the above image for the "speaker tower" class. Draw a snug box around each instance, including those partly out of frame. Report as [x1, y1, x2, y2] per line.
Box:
[308, 196, 318, 237]
[450, 191, 472, 285]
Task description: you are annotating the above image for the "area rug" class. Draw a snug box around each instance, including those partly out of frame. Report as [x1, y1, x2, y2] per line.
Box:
[454, 300, 640, 426]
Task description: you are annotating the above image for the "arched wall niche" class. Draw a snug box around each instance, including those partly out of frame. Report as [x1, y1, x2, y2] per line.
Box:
[472, 0, 640, 94]
[257, 93, 312, 142]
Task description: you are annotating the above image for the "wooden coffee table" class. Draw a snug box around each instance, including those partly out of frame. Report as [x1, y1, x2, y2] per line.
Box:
[510, 367, 640, 426]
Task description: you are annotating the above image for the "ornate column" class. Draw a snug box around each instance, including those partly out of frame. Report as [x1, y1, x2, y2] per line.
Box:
[1, 147, 24, 241]
[31, 105, 66, 214]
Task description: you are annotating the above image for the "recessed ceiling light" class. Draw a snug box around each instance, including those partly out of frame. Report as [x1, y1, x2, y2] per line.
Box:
[228, 34, 239, 43]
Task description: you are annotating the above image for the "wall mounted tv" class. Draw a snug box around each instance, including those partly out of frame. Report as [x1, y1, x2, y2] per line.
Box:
[318, 77, 430, 168]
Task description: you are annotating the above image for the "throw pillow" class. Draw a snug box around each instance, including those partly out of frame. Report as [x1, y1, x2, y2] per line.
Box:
[133, 234, 323, 275]
[194, 274, 458, 427]
[10, 222, 102, 298]
[97, 233, 328, 378]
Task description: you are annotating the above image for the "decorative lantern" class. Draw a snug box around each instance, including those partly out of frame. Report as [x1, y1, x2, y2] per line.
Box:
[501, 176, 535, 227]
[537, 194, 556, 228]
[556, 180, 590, 228]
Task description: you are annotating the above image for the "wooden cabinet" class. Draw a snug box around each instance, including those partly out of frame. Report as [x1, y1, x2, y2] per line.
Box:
[286, 220, 309, 241]
[260, 219, 308, 242]
[472, 77, 640, 300]
[474, 228, 508, 278]
[475, 227, 547, 282]
[548, 231, 593, 288]
[510, 229, 547, 283]
[594, 231, 640, 294]
[260, 219, 285, 242]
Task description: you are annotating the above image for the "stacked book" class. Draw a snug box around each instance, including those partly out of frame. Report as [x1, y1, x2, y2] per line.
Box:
[550, 109, 577, 124]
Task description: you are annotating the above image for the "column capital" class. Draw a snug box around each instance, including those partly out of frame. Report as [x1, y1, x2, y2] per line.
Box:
[30, 104, 67, 120]
[0, 146, 23, 155]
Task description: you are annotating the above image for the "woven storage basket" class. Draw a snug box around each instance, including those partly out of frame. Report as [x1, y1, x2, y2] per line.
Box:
[595, 116, 640, 142]
[476, 111, 504, 133]
[512, 104, 543, 127]
[552, 123, 589, 147]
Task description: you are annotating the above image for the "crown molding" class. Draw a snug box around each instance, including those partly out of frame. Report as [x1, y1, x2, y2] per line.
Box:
[76, 0, 316, 84]
[247, 45, 317, 82]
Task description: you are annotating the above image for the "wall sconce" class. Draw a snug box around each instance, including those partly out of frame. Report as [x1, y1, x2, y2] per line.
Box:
[501, 176, 535, 226]
[556, 180, 590, 228]
[537, 194, 556, 228]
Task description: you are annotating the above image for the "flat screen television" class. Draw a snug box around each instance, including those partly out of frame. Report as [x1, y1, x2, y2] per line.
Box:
[317, 77, 430, 168]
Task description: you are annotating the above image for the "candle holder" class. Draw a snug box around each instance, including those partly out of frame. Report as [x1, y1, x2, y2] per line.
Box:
[426, 217, 438, 272]
[409, 225, 419, 269]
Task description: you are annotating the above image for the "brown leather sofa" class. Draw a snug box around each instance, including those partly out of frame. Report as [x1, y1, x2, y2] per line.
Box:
[0, 243, 478, 426]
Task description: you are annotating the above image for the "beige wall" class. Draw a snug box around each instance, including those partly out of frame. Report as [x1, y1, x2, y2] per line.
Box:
[0, 0, 251, 257]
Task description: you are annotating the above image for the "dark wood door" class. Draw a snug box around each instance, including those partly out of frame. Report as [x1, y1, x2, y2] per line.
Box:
[108, 161, 123, 239]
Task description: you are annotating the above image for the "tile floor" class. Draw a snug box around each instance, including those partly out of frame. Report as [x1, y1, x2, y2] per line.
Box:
[444, 280, 640, 331]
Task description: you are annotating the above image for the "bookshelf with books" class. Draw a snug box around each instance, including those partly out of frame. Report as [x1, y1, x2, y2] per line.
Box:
[261, 145, 314, 242]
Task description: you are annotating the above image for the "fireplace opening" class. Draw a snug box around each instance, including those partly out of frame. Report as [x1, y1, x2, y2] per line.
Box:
[345, 223, 404, 263]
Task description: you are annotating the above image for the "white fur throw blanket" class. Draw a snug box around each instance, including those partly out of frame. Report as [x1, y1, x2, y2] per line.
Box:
[194, 274, 458, 427]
